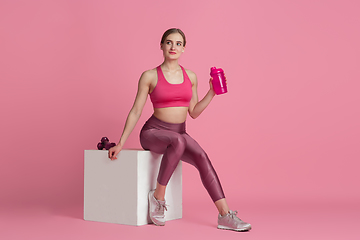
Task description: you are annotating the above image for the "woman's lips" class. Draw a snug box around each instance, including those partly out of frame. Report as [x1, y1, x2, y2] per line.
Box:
[169, 52, 176, 55]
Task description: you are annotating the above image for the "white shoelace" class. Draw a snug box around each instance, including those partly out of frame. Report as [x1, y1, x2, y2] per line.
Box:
[156, 201, 169, 212]
[229, 210, 241, 220]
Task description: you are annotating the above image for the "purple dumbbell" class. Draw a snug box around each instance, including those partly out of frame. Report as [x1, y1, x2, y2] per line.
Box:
[97, 137, 116, 150]
[97, 142, 104, 150]
[101, 137, 109, 144]
[104, 142, 116, 150]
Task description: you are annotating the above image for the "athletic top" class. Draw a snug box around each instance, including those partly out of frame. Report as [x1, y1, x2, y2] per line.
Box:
[150, 65, 193, 108]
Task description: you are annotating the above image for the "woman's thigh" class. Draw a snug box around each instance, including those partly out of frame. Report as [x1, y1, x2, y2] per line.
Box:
[140, 128, 184, 154]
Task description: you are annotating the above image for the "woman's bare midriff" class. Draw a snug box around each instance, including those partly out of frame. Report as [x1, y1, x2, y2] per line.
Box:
[153, 107, 188, 123]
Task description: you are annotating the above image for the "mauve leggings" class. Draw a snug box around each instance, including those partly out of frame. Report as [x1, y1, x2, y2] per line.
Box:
[140, 115, 225, 202]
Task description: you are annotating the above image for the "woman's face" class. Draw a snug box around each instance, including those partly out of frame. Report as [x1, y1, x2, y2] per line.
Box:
[160, 32, 185, 60]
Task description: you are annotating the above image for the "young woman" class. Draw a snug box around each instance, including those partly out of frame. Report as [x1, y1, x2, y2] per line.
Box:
[108, 28, 251, 232]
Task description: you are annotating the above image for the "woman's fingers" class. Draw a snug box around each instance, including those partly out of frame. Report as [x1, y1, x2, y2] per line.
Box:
[113, 150, 118, 160]
[108, 145, 122, 160]
[108, 148, 117, 160]
[223, 72, 228, 86]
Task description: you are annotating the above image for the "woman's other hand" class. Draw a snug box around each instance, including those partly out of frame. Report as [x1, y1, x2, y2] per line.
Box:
[209, 77, 214, 90]
[209, 77, 216, 96]
[108, 144, 122, 160]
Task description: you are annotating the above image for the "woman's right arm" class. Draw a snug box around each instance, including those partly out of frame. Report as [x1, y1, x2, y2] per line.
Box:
[108, 71, 153, 160]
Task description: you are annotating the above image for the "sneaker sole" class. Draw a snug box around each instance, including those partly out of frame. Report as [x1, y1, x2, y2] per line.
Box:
[217, 225, 251, 232]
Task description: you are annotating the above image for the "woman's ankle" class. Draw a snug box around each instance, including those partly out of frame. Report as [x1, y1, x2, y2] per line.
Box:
[214, 198, 230, 216]
[219, 209, 229, 216]
[154, 182, 166, 201]
[154, 188, 165, 201]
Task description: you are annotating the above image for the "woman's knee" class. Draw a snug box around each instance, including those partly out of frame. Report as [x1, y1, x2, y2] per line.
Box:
[194, 150, 209, 163]
[172, 134, 186, 148]
[173, 135, 186, 152]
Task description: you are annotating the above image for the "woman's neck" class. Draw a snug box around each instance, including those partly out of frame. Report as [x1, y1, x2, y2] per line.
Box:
[161, 60, 181, 72]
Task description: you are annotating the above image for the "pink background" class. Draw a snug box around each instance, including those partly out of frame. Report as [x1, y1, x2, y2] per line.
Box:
[1, 0, 359, 239]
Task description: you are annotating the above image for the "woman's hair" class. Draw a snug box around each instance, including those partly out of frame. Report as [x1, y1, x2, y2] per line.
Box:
[161, 28, 186, 47]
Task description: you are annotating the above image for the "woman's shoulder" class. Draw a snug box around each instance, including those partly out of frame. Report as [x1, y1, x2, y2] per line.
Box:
[139, 68, 157, 83]
[141, 67, 157, 77]
[182, 67, 197, 83]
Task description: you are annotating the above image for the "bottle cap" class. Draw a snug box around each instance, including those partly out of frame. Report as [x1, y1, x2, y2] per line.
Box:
[210, 67, 224, 75]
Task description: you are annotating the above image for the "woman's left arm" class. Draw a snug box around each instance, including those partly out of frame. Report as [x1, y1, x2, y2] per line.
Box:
[188, 70, 216, 119]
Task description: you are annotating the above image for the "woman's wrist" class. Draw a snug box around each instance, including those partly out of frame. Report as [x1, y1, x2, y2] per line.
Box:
[117, 140, 124, 147]
[208, 89, 216, 98]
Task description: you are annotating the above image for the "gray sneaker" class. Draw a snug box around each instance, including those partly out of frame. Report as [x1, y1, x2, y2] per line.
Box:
[148, 189, 168, 226]
[218, 210, 252, 232]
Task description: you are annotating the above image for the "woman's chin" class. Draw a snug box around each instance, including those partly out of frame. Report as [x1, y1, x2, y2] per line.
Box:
[164, 55, 181, 61]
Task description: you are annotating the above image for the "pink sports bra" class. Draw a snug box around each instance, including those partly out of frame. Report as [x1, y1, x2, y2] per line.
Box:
[150, 65, 193, 108]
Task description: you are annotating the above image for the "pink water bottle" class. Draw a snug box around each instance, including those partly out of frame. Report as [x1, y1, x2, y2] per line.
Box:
[210, 67, 227, 95]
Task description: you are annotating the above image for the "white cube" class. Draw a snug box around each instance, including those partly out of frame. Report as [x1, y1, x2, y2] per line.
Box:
[84, 149, 182, 226]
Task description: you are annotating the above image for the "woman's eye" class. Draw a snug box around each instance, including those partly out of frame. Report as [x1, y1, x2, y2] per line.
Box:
[177, 43, 182, 46]
[166, 41, 171, 44]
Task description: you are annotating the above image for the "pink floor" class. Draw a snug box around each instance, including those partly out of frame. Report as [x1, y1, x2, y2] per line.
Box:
[1, 198, 359, 240]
